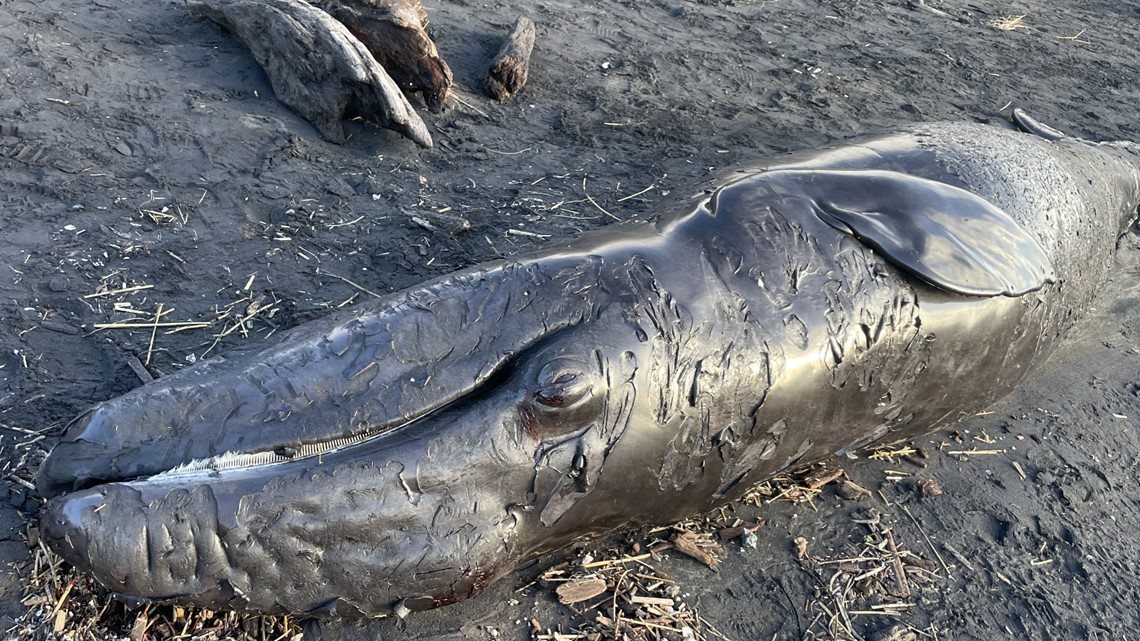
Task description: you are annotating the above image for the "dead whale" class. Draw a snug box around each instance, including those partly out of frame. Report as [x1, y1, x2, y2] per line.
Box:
[37, 112, 1140, 617]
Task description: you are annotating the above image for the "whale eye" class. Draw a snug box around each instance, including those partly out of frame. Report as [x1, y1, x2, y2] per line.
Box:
[519, 356, 606, 441]
[534, 359, 593, 409]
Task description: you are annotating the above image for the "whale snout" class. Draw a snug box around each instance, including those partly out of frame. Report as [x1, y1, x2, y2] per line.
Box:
[40, 482, 242, 605]
[39, 426, 530, 616]
[38, 491, 96, 573]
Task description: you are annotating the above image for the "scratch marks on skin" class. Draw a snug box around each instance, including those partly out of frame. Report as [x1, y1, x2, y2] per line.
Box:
[744, 214, 825, 311]
[652, 180, 943, 493]
[524, 258, 649, 527]
[388, 296, 458, 365]
[77, 483, 238, 598]
[656, 237, 776, 493]
[784, 313, 809, 350]
[824, 234, 926, 396]
[600, 349, 638, 450]
[42, 120, 1140, 619]
[818, 234, 930, 452]
[398, 464, 421, 506]
[216, 459, 512, 615]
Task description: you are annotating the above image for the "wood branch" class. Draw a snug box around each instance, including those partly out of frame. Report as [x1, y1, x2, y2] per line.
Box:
[314, 0, 453, 113]
[187, 0, 432, 147]
[670, 532, 721, 569]
[485, 16, 536, 102]
[555, 577, 607, 605]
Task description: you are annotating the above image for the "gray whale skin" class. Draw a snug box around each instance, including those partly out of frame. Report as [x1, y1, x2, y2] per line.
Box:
[37, 112, 1140, 617]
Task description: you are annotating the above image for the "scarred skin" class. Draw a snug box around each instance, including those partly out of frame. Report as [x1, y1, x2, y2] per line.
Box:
[37, 114, 1140, 617]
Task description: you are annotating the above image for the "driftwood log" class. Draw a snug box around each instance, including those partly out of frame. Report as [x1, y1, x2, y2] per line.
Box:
[485, 16, 536, 102]
[313, 0, 453, 113]
[188, 0, 432, 147]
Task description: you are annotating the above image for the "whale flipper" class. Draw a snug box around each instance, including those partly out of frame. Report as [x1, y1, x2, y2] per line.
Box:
[795, 169, 1057, 297]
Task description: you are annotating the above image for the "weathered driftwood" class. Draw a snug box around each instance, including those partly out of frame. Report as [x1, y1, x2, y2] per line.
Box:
[485, 16, 536, 102]
[188, 0, 432, 147]
[314, 0, 453, 113]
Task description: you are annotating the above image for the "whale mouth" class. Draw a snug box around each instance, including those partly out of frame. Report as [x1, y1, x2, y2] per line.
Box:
[146, 425, 396, 481]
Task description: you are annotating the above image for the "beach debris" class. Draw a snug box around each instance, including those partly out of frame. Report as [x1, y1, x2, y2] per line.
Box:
[988, 14, 1029, 32]
[670, 531, 723, 569]
[794, 536, 810, 560]
[12, 539, 302, 641]
[837, 479, 873, 501]
[187, 0, 432, 146]
[739, 528, 758, 549]
[743, 462, 848, 506]
[556, 577, 608, 605]
[714, 520, 765, 542]
[908, 0, 949, 19]
[869, 445, 918, 463]
[313, 0, 453, 112]
[540, 542, 728, 641]
[916, 479, 943, 497]
[795, 511, 940, 640]
[877, 624, 919, 641]
[485, 16, 536, 102]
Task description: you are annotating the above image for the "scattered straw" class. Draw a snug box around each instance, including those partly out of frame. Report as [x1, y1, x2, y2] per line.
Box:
[12, 548, 302, 641]
[1056, 28, 1090, 44]
[796, 510, 939, 640]
[900, 505, 951, 576]
[582, 178, 620, 220]
[581, 553, 652, 569]
[539, 537, 731, 641]
[742, 463, 846, 508]
[143, 303, 165, 365]
[199, 282, 287, 357]
[82, 284, 154, 299]
[1012, 460, 1028, 480]
[507, 228, 551, 240]
[450, 92, 489, 118]
[484, 146, 533, 155]
[315, 268, 383, 299]
[92, 320, 211, 331]
[869, 446, 918, 462]
[988, 14, 1028, 31]
[616, 183, 656, 203]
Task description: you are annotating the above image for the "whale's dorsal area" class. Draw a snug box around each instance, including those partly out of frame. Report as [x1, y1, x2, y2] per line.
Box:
[760, 169, 1057, 296]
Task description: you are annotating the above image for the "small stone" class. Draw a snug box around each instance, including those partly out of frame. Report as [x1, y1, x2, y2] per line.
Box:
[740, 528, 758, 549]
[917, 478, 943, 497]
[793, 536, 809, 559]
[326, 177, 355, 198]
